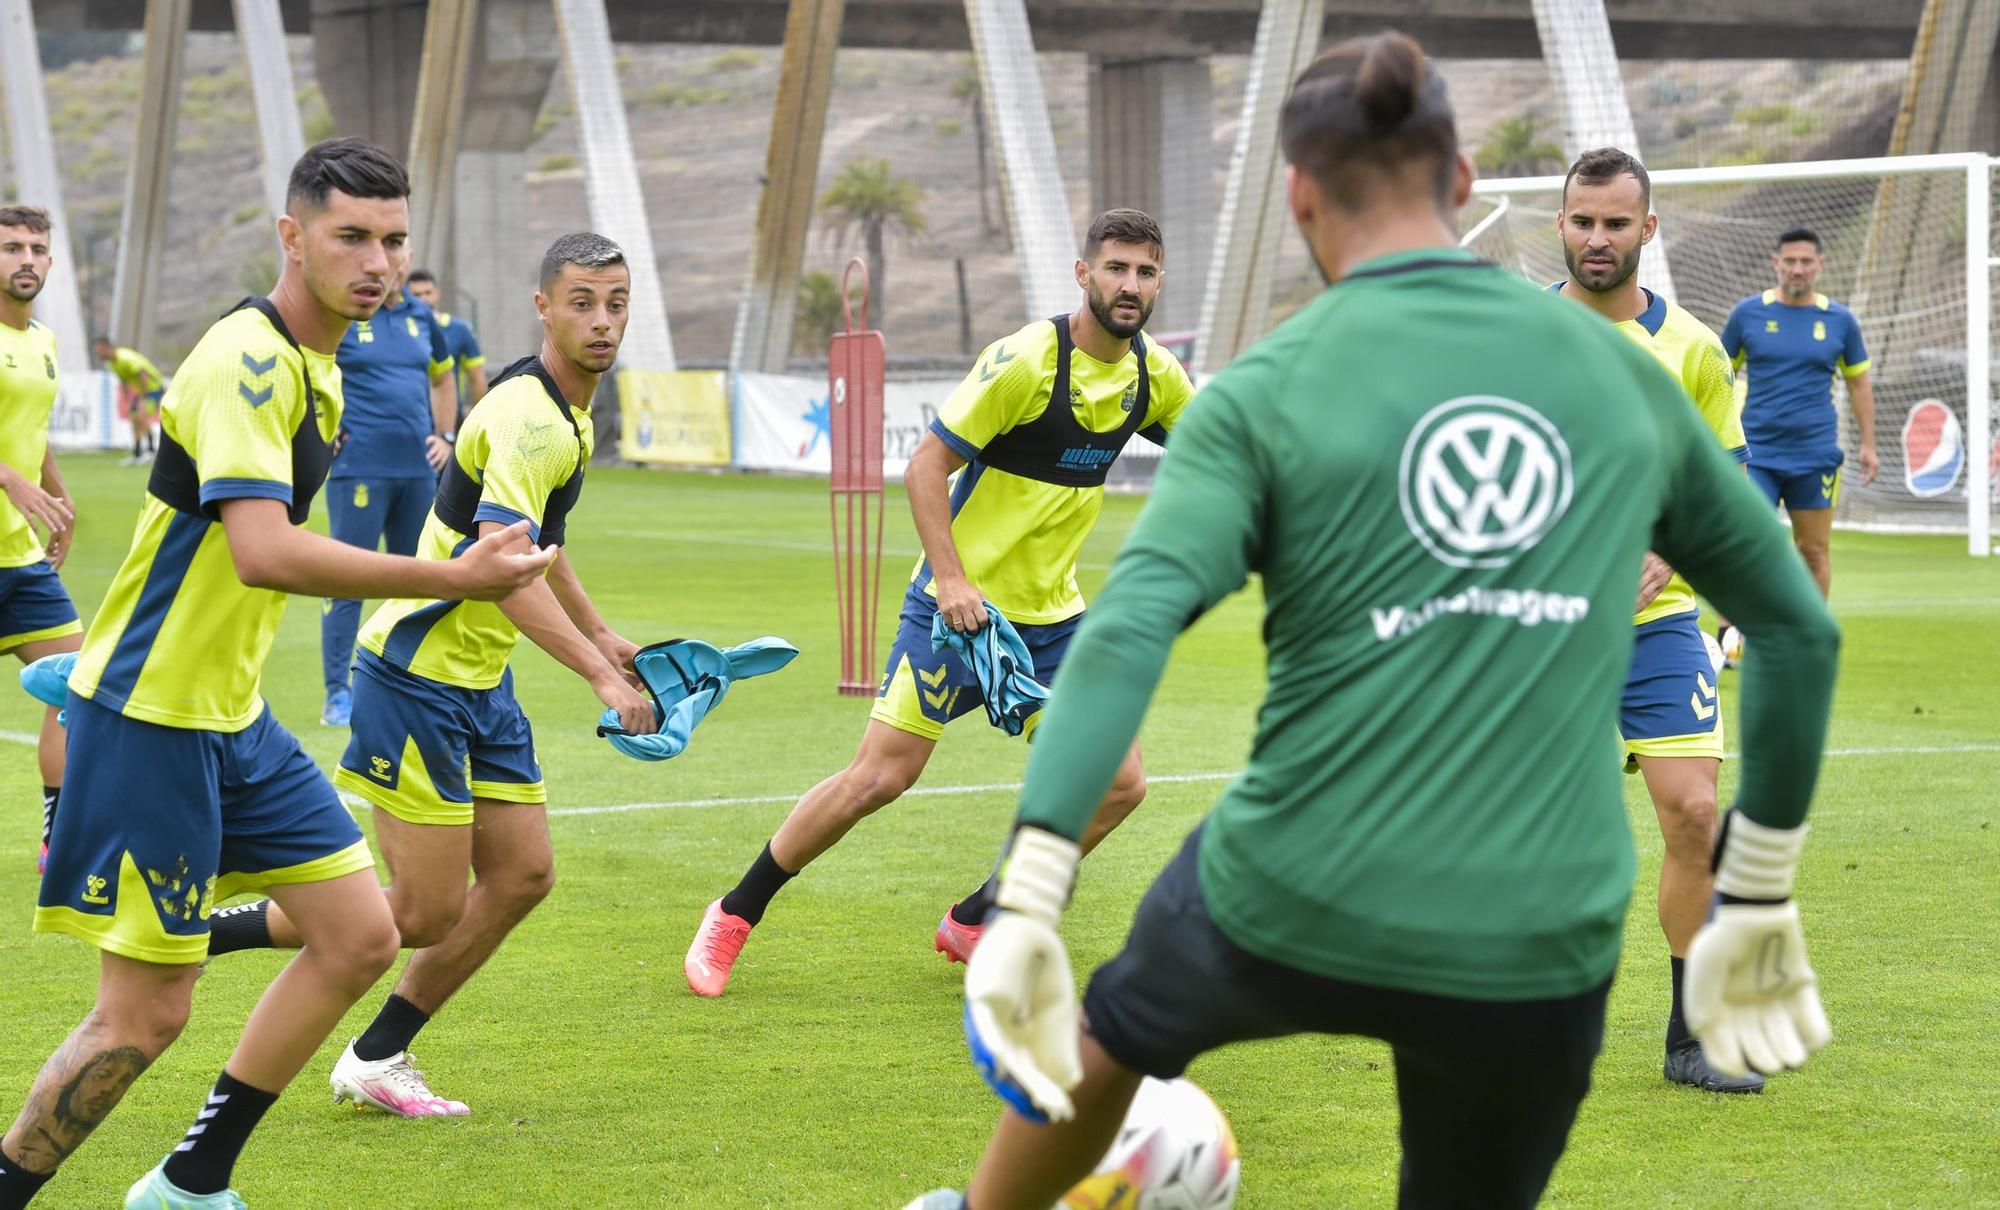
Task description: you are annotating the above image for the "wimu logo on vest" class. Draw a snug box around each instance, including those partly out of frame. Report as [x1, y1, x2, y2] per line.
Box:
[1057, 446, 1119, 470]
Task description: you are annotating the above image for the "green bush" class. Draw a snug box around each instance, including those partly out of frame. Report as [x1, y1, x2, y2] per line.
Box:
[1737, 103, 1792, 126]
[538, 153, 578, 173]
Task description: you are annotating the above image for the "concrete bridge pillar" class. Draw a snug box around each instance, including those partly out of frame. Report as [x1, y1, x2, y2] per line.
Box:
[312, 0, 426, 157]
[1088, 55, 1213, 337]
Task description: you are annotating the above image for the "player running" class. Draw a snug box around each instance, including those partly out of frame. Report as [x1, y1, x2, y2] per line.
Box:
[685, 208, 1197, 997]
[405, 269, 488, 414]
[207, 233, 653, 1119]
[911, 34, 1838, 1210]
[320, 262, 458, 726]
[0, 139, 552, 1210]
[0, 206, 80, 875]
[1551, 146, 1768, 1093]
[94, 336, 168, 466]
[1721, 227, 1875, 598]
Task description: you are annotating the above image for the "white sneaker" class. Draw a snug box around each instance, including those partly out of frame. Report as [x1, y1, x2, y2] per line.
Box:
[329, 1039, 469, 1117]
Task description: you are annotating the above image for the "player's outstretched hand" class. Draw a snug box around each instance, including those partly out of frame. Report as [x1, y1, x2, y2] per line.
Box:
[1685, 900, 1831, 1079]
[44, 497, 75, 570]
[453, 520, 558, 600]
[964, 910, 1082, 1122]
[1683, 810, 1831, 1079]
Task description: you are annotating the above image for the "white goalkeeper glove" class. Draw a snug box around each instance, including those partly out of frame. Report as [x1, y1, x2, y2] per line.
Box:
[1684, 810, 1833, 1079]
[962, 825, 1083, 1123]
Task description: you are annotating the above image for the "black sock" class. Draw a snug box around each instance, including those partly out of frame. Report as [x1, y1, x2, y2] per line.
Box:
[160, 1070, 277, 1195]
[951, 875, 999, 926]
[39, 786, 56, 851]
[719, 842, 795, 926]
[206, 900, 273, 955]
[353, 994, 431, 1063]
[1666, 955, 1692, 1052]
[0, 1144, 53, 1209]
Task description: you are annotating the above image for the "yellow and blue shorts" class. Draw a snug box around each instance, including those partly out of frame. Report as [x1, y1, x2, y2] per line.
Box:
[35, 694, 373, 965]
[1747, 462, 1840, 512]
[0, 560, 81, 654]
[1620, 611, 1725, 769]
[335, 650, 544, 827]
[870, 583, 1081, 742]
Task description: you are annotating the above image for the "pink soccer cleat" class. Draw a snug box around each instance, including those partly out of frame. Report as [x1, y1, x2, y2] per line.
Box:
[329, 1041, 470, 1117]
[933, 906, 985, 965]
[685, 898, 753, 997]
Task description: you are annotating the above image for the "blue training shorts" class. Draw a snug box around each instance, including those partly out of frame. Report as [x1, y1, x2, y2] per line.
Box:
[0, 560, 81, 654]
[869, 583, 1081, 742]
[335, 650, 545, 827]
[36, 693, 372, 964]
[1620, 612, 1725, 768]
[1748, 463, 1841, 512]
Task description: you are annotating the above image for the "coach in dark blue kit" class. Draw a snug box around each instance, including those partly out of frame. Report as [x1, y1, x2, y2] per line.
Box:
[322, 264, 457, 725]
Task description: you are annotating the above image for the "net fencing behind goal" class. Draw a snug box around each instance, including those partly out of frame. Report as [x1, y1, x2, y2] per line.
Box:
[1461, 153, 1995, 556]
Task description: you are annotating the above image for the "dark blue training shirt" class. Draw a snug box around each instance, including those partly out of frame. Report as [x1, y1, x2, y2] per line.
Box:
[1720, 290, 1869, 475]
[332, 289, 451, 480]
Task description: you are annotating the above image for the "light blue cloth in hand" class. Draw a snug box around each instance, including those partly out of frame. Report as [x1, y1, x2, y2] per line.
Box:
[20, 650, 76, 726]
[598, 636, 798, 761]
[930, 602, 1049, 737]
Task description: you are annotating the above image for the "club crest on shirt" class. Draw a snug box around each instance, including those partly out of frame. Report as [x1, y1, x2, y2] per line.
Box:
[1119, 382, 1137, 413]
[356, 320, 374, 344]
[43, 353, 53, 379]
[406, 316, 421, 339]
[1765, 319, 1779, 333]
[1813, 320, 1826, 342]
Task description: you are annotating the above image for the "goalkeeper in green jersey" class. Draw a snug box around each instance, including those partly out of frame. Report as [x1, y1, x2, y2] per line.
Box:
[911, 31, 1839, 1210]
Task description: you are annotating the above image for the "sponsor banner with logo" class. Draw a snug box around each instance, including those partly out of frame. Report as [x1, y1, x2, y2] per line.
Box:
[1901, 398, 1964, 499]
[49, 371, 118, 452]
[733, 371, 1169, 486]
[734, 372, 960, 478]
[618, 369, 732, 466]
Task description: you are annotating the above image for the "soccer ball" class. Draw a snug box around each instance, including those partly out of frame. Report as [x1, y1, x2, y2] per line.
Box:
[1701, 630, 1726, 677]
[1061, 1077, 1240, 1210]
[1717, 624, 1745, 669]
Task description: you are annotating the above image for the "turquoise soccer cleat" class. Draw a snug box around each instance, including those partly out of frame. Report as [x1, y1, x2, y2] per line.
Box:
[125, 1163, 248, 1209]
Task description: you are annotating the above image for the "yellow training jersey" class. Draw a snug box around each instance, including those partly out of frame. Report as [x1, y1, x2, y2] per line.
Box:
[358, 364, 592, 690]
[1601, 289, 1749, 626]
[0, 318, 60, 568]
[69, 307, 343, 731]
[109, 346, 165, 395]
[923, 317, 1196, 625]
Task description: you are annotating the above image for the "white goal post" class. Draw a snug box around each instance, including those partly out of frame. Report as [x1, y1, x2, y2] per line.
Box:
[1461, 152, 1996, 557]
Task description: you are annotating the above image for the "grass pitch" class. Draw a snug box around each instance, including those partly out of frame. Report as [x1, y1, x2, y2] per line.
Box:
[1, 455, 1995, 1208]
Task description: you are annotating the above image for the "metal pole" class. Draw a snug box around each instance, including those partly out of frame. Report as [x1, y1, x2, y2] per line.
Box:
[1966, 158, 1992, 556]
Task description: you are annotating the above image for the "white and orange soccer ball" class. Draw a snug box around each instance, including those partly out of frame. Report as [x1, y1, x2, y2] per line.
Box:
[1061, 1077, 1240, 1210]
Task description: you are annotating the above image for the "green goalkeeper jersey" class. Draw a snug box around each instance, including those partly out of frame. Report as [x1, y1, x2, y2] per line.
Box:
[1015, 248, 1837, 1001]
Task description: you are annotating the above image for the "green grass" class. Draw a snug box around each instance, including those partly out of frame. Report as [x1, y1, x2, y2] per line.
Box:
[2, 455, 1997, 1207]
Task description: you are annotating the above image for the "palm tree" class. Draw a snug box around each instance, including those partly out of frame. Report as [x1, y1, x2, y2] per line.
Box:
[1477, 115, 1566, 178]
[951, 62, 997, 235]
[819, 158, 926, 328]
[794, 270, 864, 354]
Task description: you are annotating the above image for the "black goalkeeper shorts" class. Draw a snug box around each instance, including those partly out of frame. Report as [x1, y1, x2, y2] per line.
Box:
[1082, 826, 1612, 1210]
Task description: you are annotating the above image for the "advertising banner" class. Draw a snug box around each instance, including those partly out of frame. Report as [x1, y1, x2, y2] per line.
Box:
[618, 369, 732, 466]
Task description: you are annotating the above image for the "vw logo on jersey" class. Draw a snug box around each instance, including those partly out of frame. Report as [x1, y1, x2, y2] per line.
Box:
[1399, 396, 1573, 568]
[1902, 398, 1963, 498]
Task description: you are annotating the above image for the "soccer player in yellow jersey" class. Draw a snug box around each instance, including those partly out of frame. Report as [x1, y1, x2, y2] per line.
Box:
[208, 234, 652, 1118]
[0, 206, 80, 878]
[685, 209, 1198, 997]
[0, 140, 553, 1210]
[1553, 147, 1764, 1094]
[94, 336, 167, 465]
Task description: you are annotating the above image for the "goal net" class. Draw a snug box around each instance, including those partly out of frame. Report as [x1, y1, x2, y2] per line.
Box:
[1460, 153, 1996, 554]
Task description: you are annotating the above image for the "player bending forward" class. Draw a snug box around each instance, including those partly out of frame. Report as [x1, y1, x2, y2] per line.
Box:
[206, 233, 652, 1118]
[685, 208, 1197, 997]
[912, 32, 1837, 1210]
[0, 138, 550, 1210]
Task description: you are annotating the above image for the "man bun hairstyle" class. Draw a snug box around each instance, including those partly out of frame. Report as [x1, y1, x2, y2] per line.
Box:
[0, 204, 52, 234]
[1564, 146, 1650, 210]
[540, 232, 628, 293]
[1279, 32, 1459, 214]
[1777, 226, 1823, 251]
[1082, 208, 1164, 263]
[286, 137, 410, 214]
